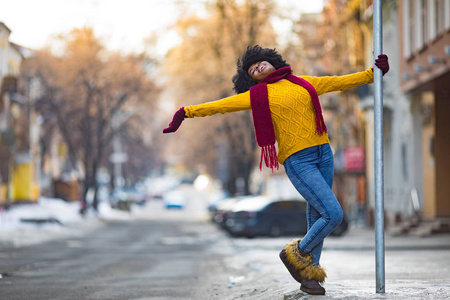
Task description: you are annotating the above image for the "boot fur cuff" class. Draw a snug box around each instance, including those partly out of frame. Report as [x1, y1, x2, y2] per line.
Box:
[284, 238, 327, 283]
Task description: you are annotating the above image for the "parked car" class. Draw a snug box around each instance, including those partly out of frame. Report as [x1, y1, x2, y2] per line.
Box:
[147, 176, 180, 199]
[207, 190, 230, 215]
[122, 186, 148, 206]
[109, 188, 131, 211]
[224, 196, 348, 238]
[225, 196, 307, 237]
[162, 189, 186, 209]
[211, 195, 255, 229]
[109, 186, 147, 211]
[211, 197, 240, 228]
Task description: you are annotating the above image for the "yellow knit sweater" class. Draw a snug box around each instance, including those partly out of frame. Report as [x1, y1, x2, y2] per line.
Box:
[185, 68, 374, 164]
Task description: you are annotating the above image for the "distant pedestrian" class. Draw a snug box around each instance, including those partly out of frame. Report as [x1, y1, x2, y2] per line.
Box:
[163, 45, 389, 295]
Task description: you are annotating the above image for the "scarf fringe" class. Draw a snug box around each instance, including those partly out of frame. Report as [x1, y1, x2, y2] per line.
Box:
[315, 113, 328, 135]
[260, 144, 279, 172]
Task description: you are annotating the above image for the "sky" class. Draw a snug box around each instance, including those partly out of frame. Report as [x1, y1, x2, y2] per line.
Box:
[0, 0, 324, 56]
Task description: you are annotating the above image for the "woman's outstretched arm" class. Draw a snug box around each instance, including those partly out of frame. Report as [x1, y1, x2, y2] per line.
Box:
[302, 54, 389, 95]
[162, 91, 251, 133]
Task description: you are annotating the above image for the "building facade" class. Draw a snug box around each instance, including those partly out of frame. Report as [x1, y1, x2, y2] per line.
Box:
[397, 0, 450, 218]
[317, 0, 450, 227]
[0, 22, 40, 205]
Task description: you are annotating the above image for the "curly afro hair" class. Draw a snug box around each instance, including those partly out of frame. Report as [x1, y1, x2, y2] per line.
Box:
[232, 45, 290, 94]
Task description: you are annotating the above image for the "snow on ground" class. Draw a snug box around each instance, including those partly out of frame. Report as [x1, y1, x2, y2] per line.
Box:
[0, 197, 134, 248]
[0, 182, 222, 248]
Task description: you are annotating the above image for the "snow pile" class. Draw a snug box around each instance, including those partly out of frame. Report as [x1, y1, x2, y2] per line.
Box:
[1, 197, 83, 227]
[0, 197, 132, 247]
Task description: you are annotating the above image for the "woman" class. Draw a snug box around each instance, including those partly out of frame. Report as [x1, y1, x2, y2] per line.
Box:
[163, 45, 389, 295]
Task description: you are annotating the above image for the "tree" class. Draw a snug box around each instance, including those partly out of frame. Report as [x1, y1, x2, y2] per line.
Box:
[21, 27, 159, 212]
[164, 0, 278, 195]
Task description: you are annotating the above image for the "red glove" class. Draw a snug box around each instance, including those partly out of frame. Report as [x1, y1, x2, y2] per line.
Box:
[163, 107, 186, 133]
[374, 54, 389, 75]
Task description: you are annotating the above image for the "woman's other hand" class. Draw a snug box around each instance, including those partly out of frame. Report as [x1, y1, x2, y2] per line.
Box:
[163, 107, 186, 133]
[374, 54, 389, 76]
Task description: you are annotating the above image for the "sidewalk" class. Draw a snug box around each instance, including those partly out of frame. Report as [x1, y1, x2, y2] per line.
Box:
[198, 226, 450, 300]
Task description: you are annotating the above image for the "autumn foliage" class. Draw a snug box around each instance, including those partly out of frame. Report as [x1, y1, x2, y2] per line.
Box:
[164, 0, 279, 194]
[21, 27, 159, 211]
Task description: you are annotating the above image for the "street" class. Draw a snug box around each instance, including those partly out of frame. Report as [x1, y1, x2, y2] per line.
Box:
[0, 218, 219, 300]
[1, 186, 450, 300]
[0, 185, 226, 300]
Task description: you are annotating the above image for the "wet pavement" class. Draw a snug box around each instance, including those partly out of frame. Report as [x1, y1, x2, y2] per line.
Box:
[1, 185, 449, 299]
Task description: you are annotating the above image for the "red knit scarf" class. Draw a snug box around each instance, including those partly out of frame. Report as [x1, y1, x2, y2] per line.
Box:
[250, 66, 327, 171]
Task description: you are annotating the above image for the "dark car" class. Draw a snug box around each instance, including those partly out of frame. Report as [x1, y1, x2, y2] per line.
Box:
[211, 195, 255, 229]
[225, 196, 308, 238]
[225, 196, 348, 238]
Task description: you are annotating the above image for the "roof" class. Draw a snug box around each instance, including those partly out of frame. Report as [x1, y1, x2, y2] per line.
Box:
[0, 22, 12, 34]
[10, 42, 34, 59]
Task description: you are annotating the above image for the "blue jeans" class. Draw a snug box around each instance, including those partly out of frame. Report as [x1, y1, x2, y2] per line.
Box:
[284, 144, 343, 265]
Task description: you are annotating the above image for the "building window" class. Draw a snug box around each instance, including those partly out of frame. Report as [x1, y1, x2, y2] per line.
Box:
[435, 0, 445, 35]
[403, 0, 412, 57]
[403, 0, 447, 55]
[421, 0, 429, 44]
[410, 0, 417, 53]
[414, 0, 425, 50]
[446, 0, 450, 30]
[429, 0, 437, 40]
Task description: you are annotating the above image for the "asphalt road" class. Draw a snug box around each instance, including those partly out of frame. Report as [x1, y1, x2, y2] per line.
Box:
[2, 186, 449, 300]
[0, 217, 221, 300]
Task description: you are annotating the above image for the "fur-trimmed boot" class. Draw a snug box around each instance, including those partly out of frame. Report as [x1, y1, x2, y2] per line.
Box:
[301, 279, 326, 295]
[279, 239, 327, 287]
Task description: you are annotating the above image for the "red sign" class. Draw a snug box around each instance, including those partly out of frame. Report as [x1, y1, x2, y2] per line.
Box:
[344, 147, 365, 172]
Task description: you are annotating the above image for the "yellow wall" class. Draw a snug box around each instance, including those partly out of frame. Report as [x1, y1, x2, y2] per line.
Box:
[11, 163, 38, 202]
[0, 184, 7, 205]
[435, 76, 450, 217]
[421, 92, 436, 218]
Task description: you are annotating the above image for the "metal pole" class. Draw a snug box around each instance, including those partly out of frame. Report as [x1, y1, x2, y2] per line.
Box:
[373, 0, 385, 294]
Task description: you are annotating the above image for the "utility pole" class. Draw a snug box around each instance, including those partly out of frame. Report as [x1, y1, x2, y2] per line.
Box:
[373, 0, 385, 294]
[109, 109, 135, 188]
